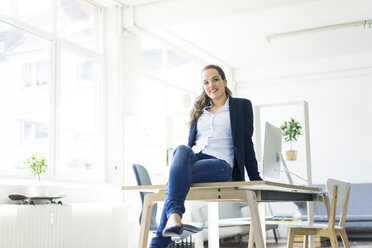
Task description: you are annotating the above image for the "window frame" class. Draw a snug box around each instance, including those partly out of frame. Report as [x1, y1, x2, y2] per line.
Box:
[0, 0, 106, 183]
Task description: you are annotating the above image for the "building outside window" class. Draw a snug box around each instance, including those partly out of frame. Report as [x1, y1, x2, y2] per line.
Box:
[22, 61, 50, 89]
[20, 120, 48, 143]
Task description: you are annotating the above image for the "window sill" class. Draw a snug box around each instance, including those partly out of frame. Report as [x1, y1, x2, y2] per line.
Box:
[0, 178, 122, 204]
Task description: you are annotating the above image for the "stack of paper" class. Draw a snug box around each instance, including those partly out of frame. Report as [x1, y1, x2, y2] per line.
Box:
[273, 210, 301, 221]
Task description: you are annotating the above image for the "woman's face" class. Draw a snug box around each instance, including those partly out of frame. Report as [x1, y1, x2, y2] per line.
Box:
[202, 69, 227, 101]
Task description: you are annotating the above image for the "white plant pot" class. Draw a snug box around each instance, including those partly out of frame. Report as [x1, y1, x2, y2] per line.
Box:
[36, 184, 49, 196]
[28, 183, 49, 197]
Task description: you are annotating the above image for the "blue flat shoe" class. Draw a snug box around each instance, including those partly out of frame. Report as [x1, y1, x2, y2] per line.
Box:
[162, 224, 183, 237]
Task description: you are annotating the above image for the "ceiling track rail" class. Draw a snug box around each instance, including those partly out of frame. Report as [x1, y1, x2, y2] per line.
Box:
[266, 19, 372, 42]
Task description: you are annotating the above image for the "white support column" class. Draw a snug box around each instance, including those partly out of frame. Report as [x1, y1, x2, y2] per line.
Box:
[105, 6, 124, 186]
[193, 232, 204, 248]
[208, 202, 220, 248]
[303, 101, 315, 248]
[119, 19, 144, 248]
[120, 27, 142, 186]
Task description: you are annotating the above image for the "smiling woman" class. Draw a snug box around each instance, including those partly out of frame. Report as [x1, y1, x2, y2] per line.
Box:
[149, 64, 262, 248]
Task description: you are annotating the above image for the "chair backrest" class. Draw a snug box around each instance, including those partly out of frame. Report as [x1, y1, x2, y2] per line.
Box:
[326, 178, 351, 228]
[327, 178, 350, 206]
[132, 164, 158, 231]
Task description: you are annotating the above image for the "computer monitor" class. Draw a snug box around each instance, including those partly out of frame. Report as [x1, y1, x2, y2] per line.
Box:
[262, 122, 282, 179]
[262, 122, 294, 184]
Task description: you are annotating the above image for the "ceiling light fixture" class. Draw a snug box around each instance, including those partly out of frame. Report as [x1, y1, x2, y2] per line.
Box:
[266, 19, 372, 42]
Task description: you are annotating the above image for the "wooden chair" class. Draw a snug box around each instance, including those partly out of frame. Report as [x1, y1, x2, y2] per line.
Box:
[287, 178, 351, 248]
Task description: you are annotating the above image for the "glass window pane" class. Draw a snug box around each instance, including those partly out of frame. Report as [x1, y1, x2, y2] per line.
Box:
[125, 78, 167, 182]
[167, 52, 195, 92]
[167, 50, 188, 68]
[22, 64, 33, 88]
[124, 115, 167, 184]
[166, 87, 192, 114]
[36, 62, 49, 86]
[194, 63, 204, 94]
[57, 0, 102, 52]
[140, 78, 167, 115]
[0, 21, 51, 170]
[35, 123, 48, 139]
[23, 122, 33, 141]
[141, 37, 165, 79]
[59, 49, 101, 171]
[0, 0, 52, 32]
[171, 114, 189, 147]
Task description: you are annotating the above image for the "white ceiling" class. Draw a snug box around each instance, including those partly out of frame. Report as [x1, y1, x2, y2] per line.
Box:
[118, 0, 372, 73]
[117, 0, 163, 6]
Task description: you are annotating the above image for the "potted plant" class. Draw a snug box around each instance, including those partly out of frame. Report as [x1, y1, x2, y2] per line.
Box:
[24, 153, 48, 196]
[280, 118, 302, 161]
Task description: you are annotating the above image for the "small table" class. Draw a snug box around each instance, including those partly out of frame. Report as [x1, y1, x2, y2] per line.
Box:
[122, 180, 326, 248]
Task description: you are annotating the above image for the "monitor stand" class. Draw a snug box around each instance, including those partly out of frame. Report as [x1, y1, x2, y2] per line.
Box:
[278, 152, 294, 185]
[277, 152, 309, 185]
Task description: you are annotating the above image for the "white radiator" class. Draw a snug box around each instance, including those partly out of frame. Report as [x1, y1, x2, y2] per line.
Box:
[0, 203, 128, 248]
[0, 205, 72, 248]
[71, 203, 127, 248]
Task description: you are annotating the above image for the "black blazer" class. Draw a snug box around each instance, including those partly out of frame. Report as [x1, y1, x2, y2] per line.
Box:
[187, 97, 262, 181]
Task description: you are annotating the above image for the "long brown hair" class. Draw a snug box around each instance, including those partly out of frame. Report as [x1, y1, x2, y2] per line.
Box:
[188, 65, 232, 126]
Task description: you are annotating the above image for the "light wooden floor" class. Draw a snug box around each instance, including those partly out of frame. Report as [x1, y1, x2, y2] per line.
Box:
[218, 237, 372, 248]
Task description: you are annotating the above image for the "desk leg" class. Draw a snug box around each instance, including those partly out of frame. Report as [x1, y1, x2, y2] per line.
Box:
[246, 190, 265, 248]
[138, 194, 155, 248]
[248, 224, 254, 248]
[259, 203, 266, 244]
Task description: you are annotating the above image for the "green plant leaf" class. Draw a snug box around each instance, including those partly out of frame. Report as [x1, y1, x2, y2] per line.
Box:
[23, 153, 48, 182]
[281, 118, 302, 144]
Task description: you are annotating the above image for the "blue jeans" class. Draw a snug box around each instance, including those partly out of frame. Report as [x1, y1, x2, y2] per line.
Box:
[150, 145, 232, 248]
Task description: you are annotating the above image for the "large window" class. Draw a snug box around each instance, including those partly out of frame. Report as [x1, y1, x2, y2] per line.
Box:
[0, 0, 104, 180]
[0, 0, 52, 32]
[59, 49, 101, 172]
[57, 0, 101, 51]
[127, 37, 203, 183]
[0, 23, 51, 170]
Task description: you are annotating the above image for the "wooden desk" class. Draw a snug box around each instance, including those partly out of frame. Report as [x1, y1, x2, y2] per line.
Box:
[122, 181, 326, 248]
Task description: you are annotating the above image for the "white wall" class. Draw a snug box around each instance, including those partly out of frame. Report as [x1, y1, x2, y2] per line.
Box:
[235, 54, 372, 184]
